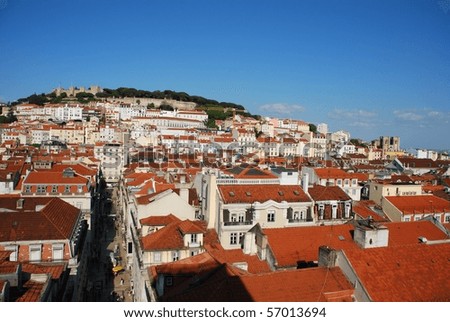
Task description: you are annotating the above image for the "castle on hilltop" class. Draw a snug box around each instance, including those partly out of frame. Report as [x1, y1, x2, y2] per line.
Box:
[54, 85, 102, 97]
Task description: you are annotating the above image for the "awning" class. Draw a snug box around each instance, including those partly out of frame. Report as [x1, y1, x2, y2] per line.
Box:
[112, 265, 124, 273]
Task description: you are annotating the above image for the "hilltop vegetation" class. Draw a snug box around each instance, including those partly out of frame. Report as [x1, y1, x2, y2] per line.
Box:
[14, 87, 246, 111]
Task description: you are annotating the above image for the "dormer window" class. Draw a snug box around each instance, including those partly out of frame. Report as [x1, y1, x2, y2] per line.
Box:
[190, 234, 197, 243]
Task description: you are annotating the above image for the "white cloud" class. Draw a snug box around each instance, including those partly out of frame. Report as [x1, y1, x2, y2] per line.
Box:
[258, 103, 305, 115]
[394, 110, 424, 121]
[328, 108, 377, 120]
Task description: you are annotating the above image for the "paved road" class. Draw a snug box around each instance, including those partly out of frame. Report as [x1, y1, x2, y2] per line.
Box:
[84, 187, 133, 302]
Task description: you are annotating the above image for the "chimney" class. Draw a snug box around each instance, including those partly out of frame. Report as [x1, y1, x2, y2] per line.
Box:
[16, 198, 24, 209]
[354, 220, 389, 248]
[418, 236, 428, 244]
[318, 246, 337, 268]
[302, 173, 309, 193]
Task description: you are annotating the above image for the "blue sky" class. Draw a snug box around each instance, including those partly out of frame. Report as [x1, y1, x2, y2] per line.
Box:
[1, 0, 449, 149]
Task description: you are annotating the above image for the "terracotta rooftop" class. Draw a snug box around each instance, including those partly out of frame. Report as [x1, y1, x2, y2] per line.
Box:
[344, 242, 450, 301]
[204, 244, 271, 274]
[314, 168, 359, 179]
[23, 170, 89, 184]
[264, 224, 359, 267]
[222, 164, 278, 179]
[178, 220, 206, 234]
[0, 198, 80, 242]
[352, 201, 387, 222]
[0, 196, 56, 212]
[385, 195, 450, 215]
[164, 264, 354, 302]
[264, 221, 449, 268]
[140, 214, 180, 227]
[308, 185, 351, 201]
[21, 263, 66, 280]
[141, 220, 209, 251]
[15, 280, 46, 302]
[219, 184, 311, 204]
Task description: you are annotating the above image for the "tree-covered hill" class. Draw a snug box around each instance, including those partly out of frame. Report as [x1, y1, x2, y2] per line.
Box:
[14, 87, 246, 111]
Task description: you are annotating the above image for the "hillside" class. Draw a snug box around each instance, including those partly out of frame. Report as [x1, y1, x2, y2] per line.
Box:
[14, 87, 246, 111]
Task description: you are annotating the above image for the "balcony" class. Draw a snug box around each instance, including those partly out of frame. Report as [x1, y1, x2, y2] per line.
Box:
[223, 220, 253, 226]
[288, 218, 313, 223]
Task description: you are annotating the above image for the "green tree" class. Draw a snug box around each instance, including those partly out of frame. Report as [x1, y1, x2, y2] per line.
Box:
[28, 94, 49, 105]
[309, 123, 317, 133]
[160, 104, 174, 111]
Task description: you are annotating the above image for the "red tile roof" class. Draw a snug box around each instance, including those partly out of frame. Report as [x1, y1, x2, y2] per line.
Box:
[344, 243, 450, 301]
[204, 244, 271, 274]
[240, 267, 354, 302]
[0, 198, 80, 242]
[140, 214, 180, 227]
[0, 263, 19, 274]
[23, 171, 89, 184]
[15, 280, 46, 302]
[385, 195, 450, 215]
[164, 264, 354, 302]
[264, 221, 449, 268]
[352, 201, 387, 222]
[21, 263, 66, 280]
[141, 220, 208, 251]
[264, 224, 359, 267]
[314, 168, 359, 179]
[308, 185, 351, 201]
[219, 184, 311, 204]
[222, 164, 278, 179]
[0, 196, 56, 212]
[0, 250, 12, 262]
[384, 221, 448, 245]
[178, 220, 205, 234]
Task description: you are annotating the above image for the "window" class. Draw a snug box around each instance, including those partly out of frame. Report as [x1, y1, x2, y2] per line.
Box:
[293, 211, 300, 220]
[190, 234, 197, 243]
[238, 213, 245, 222]
[332, 204, 337, 219]
[404, 216, 410, 222]
[64, 185, 71, 193]
[51, 185, 58, 193]
[344, 179, 349, 186]
[230, 233, 238, 245]
[77, 185, 83, 193]
[172, 251, 179, 261]
[5, 245, 18, 262]
[165, 276, 173, 286]
[414, 215, 421, 221]
[37, 185, 46, 193]
[267, 210, 275, 222]
[231, 213, 237, 222]
[52, 244, 64, 261]
[352, 179, 357, 185]
[29, 244, 42, 262]
[319, 204, 324, 219]
[239, 232, 245, 244]
[127, 242, 133, 254]
[445, 215, 450, 223]
[25, 185, 31, 193]
[154, 252, 161, 263]
[434, 214, 441, 222]
[337, 179, 342, 185]
[300, 210, 306, 220]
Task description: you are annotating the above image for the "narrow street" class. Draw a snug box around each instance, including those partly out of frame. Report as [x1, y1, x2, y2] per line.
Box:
[84, 186, 132, 302]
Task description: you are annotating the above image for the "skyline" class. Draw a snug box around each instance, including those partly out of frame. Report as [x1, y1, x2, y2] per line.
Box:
[1, 0, 450, 149]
